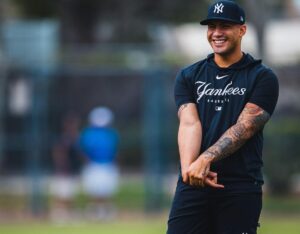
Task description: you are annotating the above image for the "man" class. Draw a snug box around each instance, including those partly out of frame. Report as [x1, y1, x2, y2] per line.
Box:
[167, 1, 279, 234]
[80, 106, 119, 220]
[50, 112, 83, 222]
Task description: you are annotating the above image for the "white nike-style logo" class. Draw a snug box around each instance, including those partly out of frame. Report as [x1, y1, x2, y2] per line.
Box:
[216, 74, 229, 80]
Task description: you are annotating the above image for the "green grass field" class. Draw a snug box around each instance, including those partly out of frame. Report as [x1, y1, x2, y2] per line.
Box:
[0, 220, 164, 234]
[258, 215, 300, 234]
[1, 177, 300, 234]
[0, 215, 299, 234]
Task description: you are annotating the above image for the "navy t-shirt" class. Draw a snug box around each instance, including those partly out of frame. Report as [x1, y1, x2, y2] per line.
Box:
[174, 53, 279, 193]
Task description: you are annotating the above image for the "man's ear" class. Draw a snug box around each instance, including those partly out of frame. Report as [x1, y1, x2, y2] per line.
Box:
[240, 24, 247, 37]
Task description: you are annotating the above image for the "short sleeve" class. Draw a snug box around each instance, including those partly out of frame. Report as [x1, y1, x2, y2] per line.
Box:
[248, 69, 279, 115]
[174, 70, 195, 110]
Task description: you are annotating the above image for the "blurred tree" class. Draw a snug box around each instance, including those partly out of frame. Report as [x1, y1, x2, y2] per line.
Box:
[109, 0, 209, 42]
[10, 0, 288, 45]
[11, 0, 209, 43]
[12, 0, 57, 18]
[58, 0, 209, 43]
[58, 0, 101, 44]
[242, 0, 285, 60]
[264, 119, 300, 195]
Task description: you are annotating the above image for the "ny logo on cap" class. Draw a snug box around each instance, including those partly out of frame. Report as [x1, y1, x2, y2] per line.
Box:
[214, 3, 224, 14]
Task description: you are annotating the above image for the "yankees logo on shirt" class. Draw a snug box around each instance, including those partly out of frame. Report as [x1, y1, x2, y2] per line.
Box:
[195, 81, 247, 104]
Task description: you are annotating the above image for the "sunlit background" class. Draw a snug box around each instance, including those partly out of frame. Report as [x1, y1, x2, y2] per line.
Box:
[0, 0, 300, 233]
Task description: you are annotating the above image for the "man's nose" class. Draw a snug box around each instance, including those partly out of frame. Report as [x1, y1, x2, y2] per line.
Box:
[213, 27, 223, 36]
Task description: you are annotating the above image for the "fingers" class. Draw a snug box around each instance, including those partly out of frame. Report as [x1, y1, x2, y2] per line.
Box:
[182, 173, 189, 184]
[204, 172, 224, 188]
[207, 171, 217, 178]
[186, 171, 224, 189]
[200, 171, 206, 187]
[188, 170, 207, 187]
[190, 177, 202, 187]
[204, 177, 224, 188]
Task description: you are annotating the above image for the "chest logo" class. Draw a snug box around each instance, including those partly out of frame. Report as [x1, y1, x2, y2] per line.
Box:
[216, 74, 229, 80]
[215, 106, 222, 111]
[195, 81, 246, 103]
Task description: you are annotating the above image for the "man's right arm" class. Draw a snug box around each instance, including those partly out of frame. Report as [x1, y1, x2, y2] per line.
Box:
[178, 103, 202, 183]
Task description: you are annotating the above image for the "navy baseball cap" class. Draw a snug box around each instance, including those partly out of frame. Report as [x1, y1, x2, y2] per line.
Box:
[200, 0, 245, 25]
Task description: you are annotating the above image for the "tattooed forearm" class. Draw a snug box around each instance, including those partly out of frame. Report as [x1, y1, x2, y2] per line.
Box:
[205, 124, 248, 162]
[202, 103, 270, 162]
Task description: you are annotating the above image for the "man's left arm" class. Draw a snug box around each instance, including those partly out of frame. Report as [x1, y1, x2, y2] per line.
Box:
[187, 102, 270, 186]
[206, 102, 269, 161]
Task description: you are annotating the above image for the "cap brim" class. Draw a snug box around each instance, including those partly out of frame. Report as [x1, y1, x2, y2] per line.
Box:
[200, 17, 244, 25]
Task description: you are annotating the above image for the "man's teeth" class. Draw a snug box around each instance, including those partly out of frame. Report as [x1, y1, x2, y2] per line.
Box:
[214, 39, 225, 44]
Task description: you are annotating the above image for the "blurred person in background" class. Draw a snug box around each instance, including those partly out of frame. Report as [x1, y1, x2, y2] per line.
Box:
[79, 106, 119, 220]
[167, 1, 279, 234]
[50, 112, 83, 222]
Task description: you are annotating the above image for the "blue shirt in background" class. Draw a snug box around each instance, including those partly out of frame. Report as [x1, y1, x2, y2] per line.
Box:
[79, 127, 119, 164]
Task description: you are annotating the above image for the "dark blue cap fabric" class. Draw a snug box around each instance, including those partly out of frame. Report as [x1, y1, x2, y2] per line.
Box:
[200, 0, 245, 25]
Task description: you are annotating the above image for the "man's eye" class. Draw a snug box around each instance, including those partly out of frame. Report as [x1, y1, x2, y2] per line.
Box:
[222, 24, 231, 29]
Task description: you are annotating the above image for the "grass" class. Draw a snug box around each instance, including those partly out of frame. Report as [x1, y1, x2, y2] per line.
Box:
[1, 176, 300, 234]
[258, 215, 300, 234]
[0, 215, 299, 234]
[0, 220, 165, 234]
[114, 178, 146, 209]
[263, 195, 300, 214]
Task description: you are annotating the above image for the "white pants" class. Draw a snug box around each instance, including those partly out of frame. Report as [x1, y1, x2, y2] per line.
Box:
[50, 175, 79, 200]
[81, 163, 119, 198]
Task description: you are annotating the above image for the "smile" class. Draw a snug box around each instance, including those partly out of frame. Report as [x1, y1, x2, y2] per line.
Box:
[213, 39, 226, 45]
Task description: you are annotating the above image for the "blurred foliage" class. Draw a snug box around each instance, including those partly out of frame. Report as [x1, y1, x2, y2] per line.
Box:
[9, 0, 286, 45]
[264, 117, 300, 195]
[263, 195, 300, 214]
[11, 0, 208, 22]
[11, 0, 57, 18]
[9, 0, 209, 43]
[9, 0, 287, 47]
[11, 0, 286, 22]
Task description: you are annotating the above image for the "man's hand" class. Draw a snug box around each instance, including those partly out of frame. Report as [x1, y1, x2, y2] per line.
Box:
[204, 171, 224, 188]
[188, 154, 213, 186]
[184, 155, 224, 189]
[181, 165, 190, 184]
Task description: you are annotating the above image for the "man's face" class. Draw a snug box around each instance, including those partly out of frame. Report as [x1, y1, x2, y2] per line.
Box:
[207, 21, 246, 56]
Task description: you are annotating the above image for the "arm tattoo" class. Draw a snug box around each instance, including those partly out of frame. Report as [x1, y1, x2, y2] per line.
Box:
[178, 103, 190, 117]
[203, 103, 270, 162]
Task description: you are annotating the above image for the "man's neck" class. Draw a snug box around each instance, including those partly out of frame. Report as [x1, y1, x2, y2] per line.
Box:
[214, 51, 244, 68]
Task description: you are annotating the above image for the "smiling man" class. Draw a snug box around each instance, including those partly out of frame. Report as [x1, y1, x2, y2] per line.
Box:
[167, 1, 279, 234]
